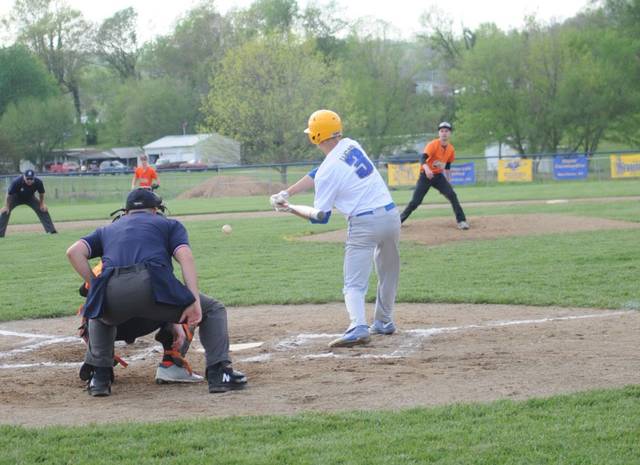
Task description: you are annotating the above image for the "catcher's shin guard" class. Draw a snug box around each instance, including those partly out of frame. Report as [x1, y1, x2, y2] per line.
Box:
[155, 323, 196, 373]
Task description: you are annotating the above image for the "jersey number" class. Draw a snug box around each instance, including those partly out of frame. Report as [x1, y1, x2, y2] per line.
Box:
[342, 147, 373, 178]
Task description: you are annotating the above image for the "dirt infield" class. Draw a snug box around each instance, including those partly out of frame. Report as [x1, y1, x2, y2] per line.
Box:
[301, 213, 640, 246]
[1, 303, 638, 427]
[2, 210, 639, 427]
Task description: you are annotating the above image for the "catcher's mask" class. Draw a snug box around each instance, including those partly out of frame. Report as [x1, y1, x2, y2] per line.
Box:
[304, 109, 342, 145]
[110, 188, 167, 221]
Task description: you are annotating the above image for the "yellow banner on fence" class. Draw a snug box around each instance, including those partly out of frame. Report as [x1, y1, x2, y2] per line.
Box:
[610, 154, 640, 178]
[497, 159, 533, 182]
[388, 162, 420, 187]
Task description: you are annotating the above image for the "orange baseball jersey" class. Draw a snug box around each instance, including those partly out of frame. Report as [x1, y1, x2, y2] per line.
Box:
[134, 166, 158, 187]
[422, 139, 455, 174]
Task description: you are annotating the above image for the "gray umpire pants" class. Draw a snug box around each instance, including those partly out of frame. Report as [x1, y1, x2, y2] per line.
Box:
[343, 206, 401, 329]
[85, 266, 230, 369]
[0, 195, 57, 237]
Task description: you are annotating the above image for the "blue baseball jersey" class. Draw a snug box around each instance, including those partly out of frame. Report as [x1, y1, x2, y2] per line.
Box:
[80, 212, 195, 318]
[311, 138, 393, 217]
[8, 176, 45, 201]
[81, 212, 189, 268]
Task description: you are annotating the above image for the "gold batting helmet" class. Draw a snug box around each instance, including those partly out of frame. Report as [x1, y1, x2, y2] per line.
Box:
[304, 110, 342, 145]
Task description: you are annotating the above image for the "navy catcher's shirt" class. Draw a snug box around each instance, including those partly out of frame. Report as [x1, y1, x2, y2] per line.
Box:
[80, 212, 195, 318]
[8, 176, 45, 201]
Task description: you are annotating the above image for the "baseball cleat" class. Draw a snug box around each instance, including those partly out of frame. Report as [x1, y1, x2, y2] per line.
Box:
[328, 325, 371, 348]
[369, 320, 396, 335]
[155, 364, 204, 384]
[88, 367, 112, 397]
[207, 364, 248, 393]
[457, 221, 470, 230]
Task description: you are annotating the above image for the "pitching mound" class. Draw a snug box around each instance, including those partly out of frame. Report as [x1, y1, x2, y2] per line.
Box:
[177, 175, 285, 199]
[299, 214, 640, 246]
[1, 303, 638, 426]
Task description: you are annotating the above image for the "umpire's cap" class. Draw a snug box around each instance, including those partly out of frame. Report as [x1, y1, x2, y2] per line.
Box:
[438, 121, 453, 131]
[126, 188, 163, 211]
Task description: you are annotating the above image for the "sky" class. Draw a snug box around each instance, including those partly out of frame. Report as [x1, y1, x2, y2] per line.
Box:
[0, 0, 594, 42]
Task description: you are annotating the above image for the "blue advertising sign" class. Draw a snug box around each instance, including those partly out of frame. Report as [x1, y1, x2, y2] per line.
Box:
[450, 162, 475, 185]
[553, 155, 588, 180]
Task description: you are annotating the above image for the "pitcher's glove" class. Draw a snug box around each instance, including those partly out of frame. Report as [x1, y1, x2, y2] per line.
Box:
[269, 190, 290, 212]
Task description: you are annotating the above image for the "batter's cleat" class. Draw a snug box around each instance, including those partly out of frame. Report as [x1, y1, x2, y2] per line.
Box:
[207, 364, 248, 393]
[88, 367, 112, 397]
[457, 221, 470, 230]
[369, 320, 396, 335]
[155, 364, 204, 384]
[328, 325, 371, 348]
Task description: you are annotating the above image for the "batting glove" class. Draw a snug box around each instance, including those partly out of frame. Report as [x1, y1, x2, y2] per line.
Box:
[270, 190, 289, 210]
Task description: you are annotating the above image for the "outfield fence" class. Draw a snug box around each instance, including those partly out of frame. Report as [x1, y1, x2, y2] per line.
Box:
[1, 151, 637, 204]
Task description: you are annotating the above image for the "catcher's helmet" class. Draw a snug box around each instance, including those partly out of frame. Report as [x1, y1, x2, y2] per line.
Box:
[126, 188, 163, 211]
[304, 109, 342, 145]
[438, 121, 453, 131]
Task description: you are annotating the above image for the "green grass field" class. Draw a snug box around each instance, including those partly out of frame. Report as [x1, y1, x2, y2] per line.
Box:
[0, 179, 639, 463]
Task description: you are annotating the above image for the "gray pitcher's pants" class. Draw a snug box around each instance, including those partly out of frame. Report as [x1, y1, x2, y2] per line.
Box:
[85, 267, 230, 369]
[343, 206, 401, 329]
[0, 195, 56, 237]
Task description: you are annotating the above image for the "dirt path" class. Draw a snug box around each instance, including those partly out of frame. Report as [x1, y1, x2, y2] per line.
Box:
[1, 303, 638, 427]
[5, 196, 639, 234]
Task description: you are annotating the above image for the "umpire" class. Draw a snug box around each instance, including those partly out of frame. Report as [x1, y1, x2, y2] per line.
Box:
[66, 188, 247, 396]
[0, 169, 57, 237]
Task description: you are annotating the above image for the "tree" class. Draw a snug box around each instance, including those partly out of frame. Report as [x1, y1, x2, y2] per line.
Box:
[0, 44, 58, 116]
[228, 0, 299, 41]
[0, 95, 75, 168]
[104, 78, 200, 146]
[453, 19, 640, 156]
[340, 25, 440, 156]
[8, 0, 92, 118]
[558, 26, 639, 153]
[140, 4, 231, 95]
[94, 7, 140, 80]
[202, 34, 344, 174]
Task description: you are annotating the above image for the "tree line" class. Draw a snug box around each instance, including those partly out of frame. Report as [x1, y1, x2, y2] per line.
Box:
[0, 0, 638, 172]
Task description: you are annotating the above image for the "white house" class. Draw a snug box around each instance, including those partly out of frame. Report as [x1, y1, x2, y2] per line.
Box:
[143, 134, 241, 166]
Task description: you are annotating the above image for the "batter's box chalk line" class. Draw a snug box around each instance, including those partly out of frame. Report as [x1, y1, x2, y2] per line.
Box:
[0, 328, 265, 370]
[0, 311, 632, 369]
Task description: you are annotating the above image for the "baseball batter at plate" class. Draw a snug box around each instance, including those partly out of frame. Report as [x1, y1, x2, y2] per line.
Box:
[270, 109, 401, 347]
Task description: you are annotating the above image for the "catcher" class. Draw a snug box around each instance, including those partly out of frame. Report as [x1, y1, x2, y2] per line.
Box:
[77, 264, 204, 385]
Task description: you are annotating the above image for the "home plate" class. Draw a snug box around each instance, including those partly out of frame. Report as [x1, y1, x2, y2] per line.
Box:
[197, 342, 263, 353]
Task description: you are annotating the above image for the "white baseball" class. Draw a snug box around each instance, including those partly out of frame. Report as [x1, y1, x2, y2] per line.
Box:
[222, 224, 232, 234]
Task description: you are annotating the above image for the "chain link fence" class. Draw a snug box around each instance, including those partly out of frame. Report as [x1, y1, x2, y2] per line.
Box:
[0, 151, 636, 204]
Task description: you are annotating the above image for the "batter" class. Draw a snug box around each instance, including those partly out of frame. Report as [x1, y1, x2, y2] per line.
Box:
[270, 109, 401, 347]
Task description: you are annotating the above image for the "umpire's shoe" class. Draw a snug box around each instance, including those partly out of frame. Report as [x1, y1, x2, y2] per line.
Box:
[328, 325, 371, 348]
[206, 363, 248, 393]
[88, 367, 113, 397]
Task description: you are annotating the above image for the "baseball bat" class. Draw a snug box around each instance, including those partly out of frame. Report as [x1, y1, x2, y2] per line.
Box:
[287, 203, 326, 221]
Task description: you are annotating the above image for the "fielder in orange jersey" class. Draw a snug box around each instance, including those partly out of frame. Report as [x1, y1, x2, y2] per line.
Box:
[399, 121, 469, 229]
[131, 154, 159, 190]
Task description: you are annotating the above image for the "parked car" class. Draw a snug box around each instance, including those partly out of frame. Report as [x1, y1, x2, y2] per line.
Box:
[47, 161, 80, 173]
[99, 160, 128, 174]
[178, 161, 208, 171]
[155, 158, 183, 170]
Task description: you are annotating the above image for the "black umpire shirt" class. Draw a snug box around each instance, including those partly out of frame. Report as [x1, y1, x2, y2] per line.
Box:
[8, 176, 45, 201]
